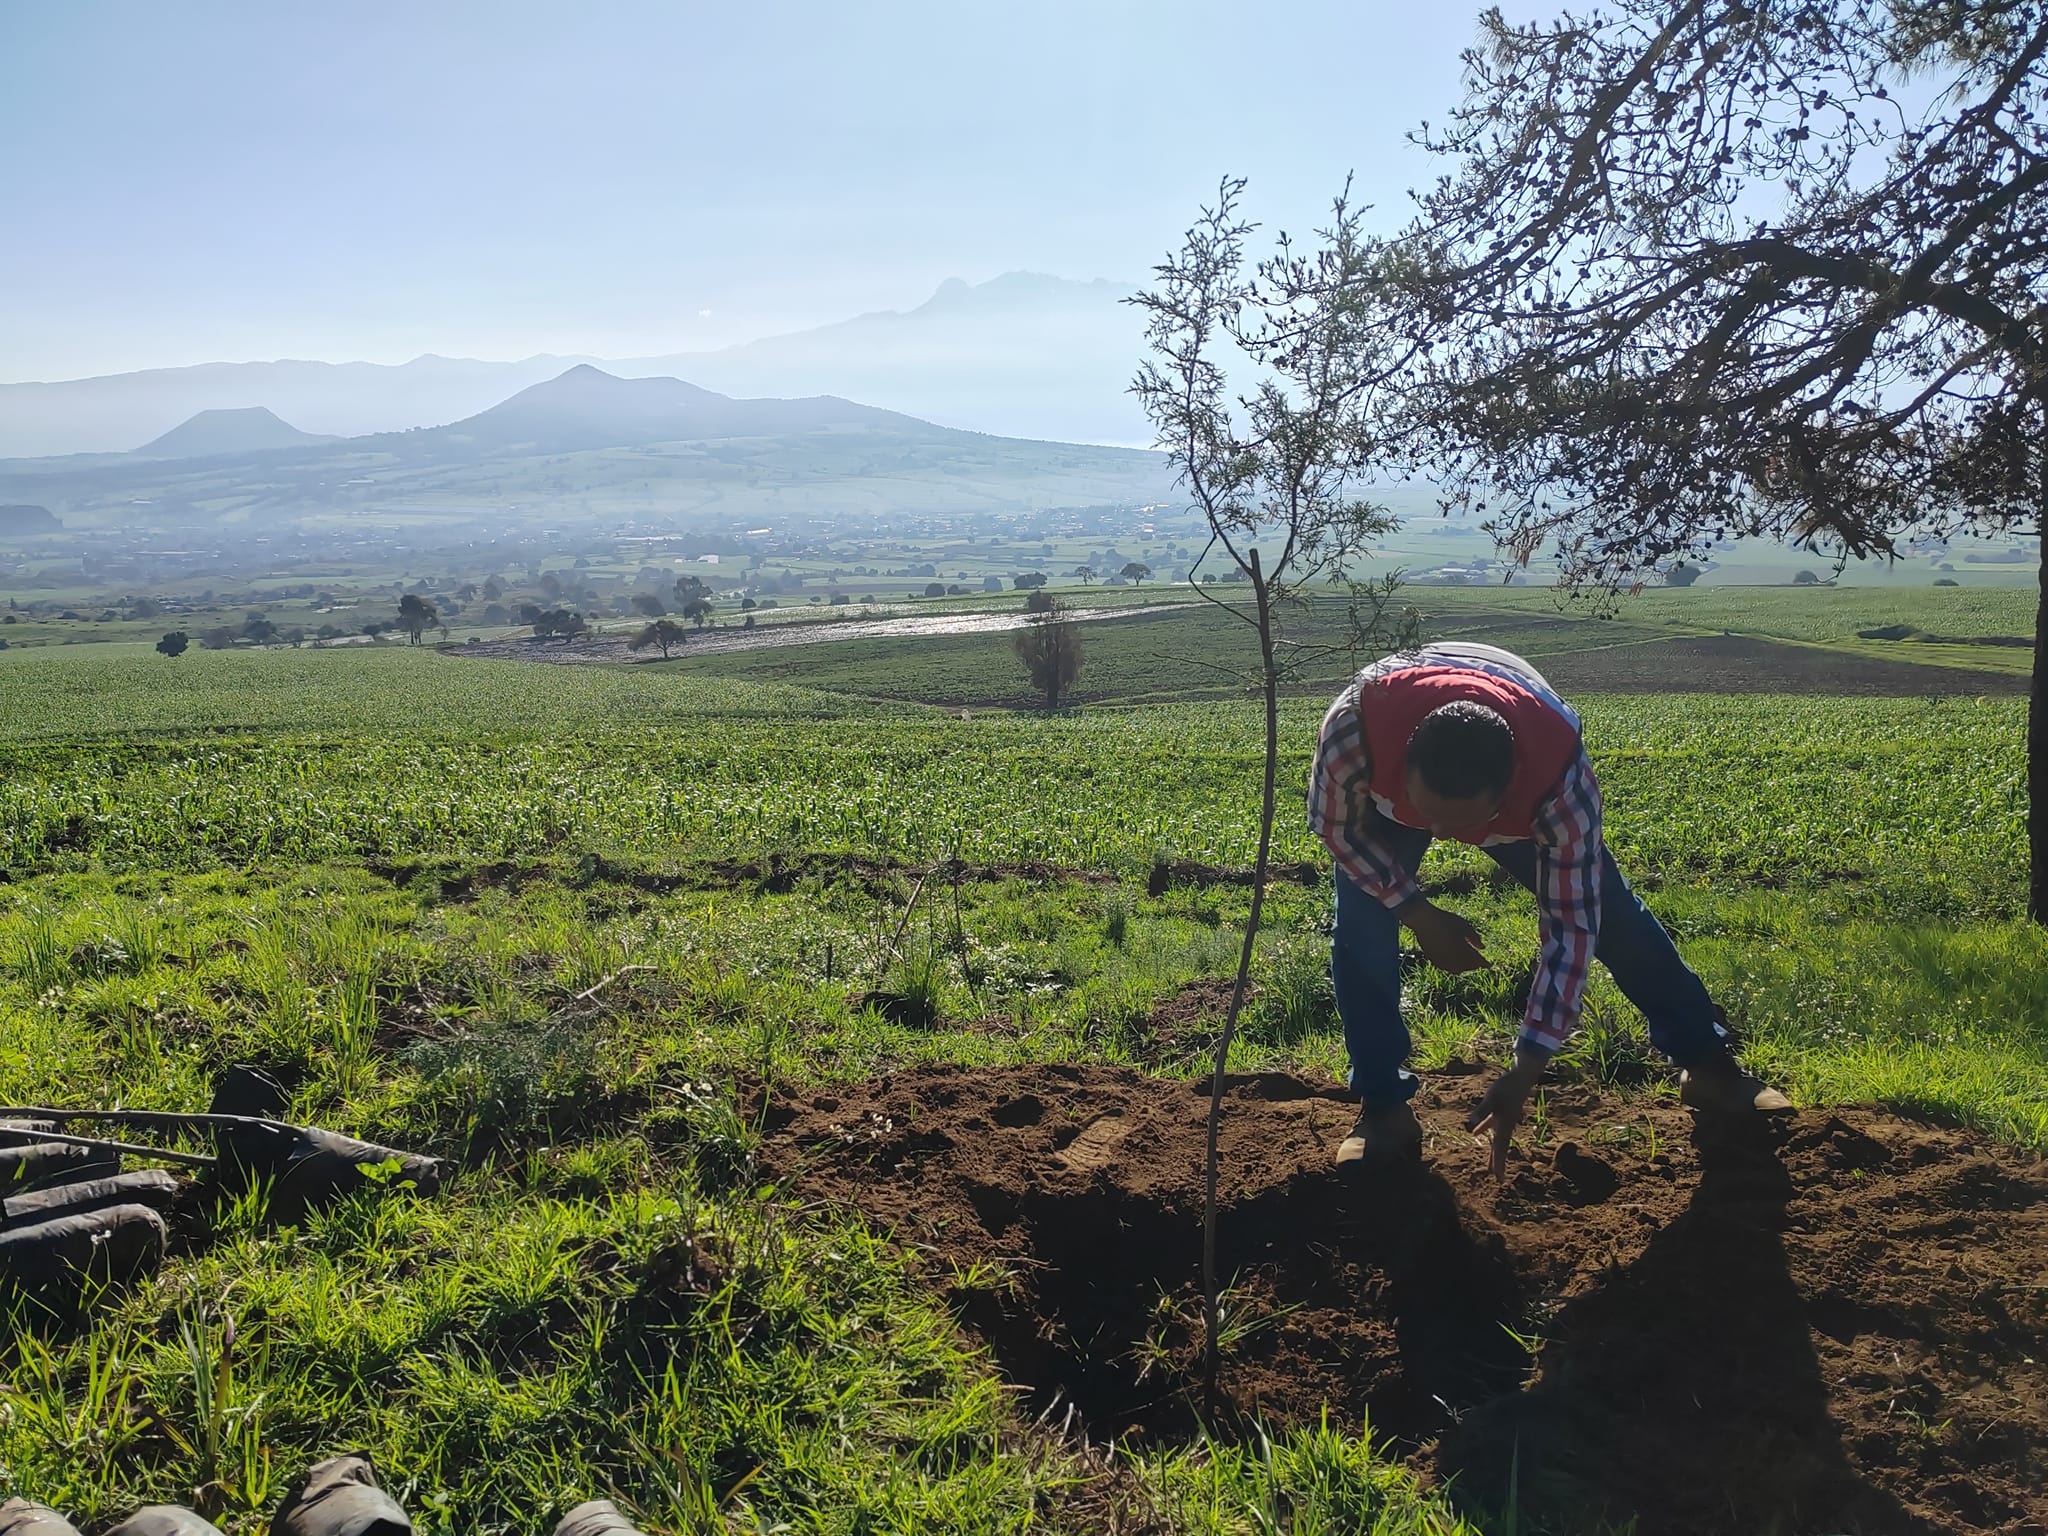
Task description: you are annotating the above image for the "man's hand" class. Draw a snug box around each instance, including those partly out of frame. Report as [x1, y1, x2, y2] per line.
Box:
[1465, 1051, 1547, 1180]
[1399, 898, 1489, 974]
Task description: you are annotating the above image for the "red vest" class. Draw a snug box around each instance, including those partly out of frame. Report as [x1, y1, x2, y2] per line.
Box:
[1358, 662, 1583, 844]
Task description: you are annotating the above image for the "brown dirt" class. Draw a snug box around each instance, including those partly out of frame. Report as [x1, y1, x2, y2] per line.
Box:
[1538, 634, 2024, 694]
[763, 1063, 2048, 1536]
[364, 851, 1332, 905]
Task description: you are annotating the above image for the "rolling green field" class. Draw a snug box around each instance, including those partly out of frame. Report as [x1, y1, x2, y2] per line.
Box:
[0, 605, 2041, 1534]
[651, 584, 2037, 704]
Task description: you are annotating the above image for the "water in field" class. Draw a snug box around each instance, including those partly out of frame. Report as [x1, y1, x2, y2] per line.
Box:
[460, 603, 1179, 664]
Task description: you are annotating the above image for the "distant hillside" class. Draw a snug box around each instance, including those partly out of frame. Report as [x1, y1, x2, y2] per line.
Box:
[0, 355, 581, 459]
[0, 366, 1170, 531]
[134, 406, 333, 458]
[429, 364, 935, 455]
[0, 503, 59, 534]
[617, 272, 1149, 446]
[0, 274, 1147, 455]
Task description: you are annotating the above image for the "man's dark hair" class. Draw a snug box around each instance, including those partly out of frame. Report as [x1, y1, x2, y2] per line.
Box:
[1408, 701, 1515, 800]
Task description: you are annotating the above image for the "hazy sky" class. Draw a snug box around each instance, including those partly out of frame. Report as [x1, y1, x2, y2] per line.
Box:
[3, 1, 1518, 381]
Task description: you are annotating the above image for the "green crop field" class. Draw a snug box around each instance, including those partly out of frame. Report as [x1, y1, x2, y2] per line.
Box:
[0, 608, 2042, 1535]
[652, 584, 2035, 705]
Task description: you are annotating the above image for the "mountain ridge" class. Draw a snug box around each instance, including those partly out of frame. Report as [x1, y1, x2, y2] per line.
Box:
[394, 364, 953, 456]
[134, 405, 333, 459]
[0, 273, 1148, 456]
[0, 363, 1169, 532]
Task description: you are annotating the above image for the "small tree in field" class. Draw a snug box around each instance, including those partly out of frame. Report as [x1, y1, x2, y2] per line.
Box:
[1119, 561, 1152, 585]
[1131, 178, 1415, 1408]
[1013, 597, 1085, 706]
[156, 631, 189, 658]
[673, 575, 715, 628]
[532, 608, 587, 643]
[630, 618, 689, 658]
[397, 593, 438, 646]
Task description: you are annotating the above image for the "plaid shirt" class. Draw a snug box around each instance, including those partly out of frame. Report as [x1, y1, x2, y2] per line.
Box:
[1307, 675, 1604, 1056]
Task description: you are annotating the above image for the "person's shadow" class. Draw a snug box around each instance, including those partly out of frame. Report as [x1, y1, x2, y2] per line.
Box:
[1436, 1114, 1932, 1535]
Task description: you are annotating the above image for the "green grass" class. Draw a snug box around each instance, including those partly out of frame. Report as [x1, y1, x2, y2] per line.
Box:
[1, 855, 2043, 1528]
[0, 618, 2038, 1533]
[0, 863, 1492, 1533]
[0, 642, 883, 737]
[0, 688, 2024, 919]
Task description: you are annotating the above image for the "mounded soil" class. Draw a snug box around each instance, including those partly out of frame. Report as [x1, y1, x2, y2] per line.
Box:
[764, 1063, 2048, 1536]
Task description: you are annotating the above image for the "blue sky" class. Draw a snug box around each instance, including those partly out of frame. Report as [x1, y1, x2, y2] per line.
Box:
[3, 1, 1512, 379]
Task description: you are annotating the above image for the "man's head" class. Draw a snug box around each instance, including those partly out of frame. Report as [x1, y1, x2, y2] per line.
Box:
[1405, 700, 1515, 836]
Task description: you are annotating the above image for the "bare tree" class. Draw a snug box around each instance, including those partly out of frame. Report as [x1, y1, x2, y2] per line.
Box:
[1013, 596, 1085, 706]
[1131, 177, 1415, 1409]
[1407, 0, 2048, 918]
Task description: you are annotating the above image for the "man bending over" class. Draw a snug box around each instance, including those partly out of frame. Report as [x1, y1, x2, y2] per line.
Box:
[1307, 642, 1789, 1175]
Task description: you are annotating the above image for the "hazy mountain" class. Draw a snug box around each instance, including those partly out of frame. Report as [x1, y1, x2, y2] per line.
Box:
[0, 274, 1146, 457]
[614, 272, 1150, 446]
[0, 355, 587, 459]
[134, 406, 333, 458]
[430, 364, 936, 455]
[0, 367, 1169, 531]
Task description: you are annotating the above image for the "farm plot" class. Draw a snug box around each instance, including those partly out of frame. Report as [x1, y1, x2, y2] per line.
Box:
[0, 691, 2026, 919]
[657, 587, 2029, 707]
[0, 641, 2041, 1534]
[1537, 632, 2029, 694]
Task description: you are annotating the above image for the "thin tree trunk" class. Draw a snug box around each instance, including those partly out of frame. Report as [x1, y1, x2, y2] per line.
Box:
[1202, 548, 1281, 1414]
[2032, 486, 2046, 922]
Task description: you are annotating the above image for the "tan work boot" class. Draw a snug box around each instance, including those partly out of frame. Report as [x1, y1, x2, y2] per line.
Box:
[1335, 1101, 1422, 1167]
[1679, 1051, 1793, 1114]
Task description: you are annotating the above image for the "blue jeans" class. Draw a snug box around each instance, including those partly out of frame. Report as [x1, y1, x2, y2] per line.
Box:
[1333, 811, 1725, 1106]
